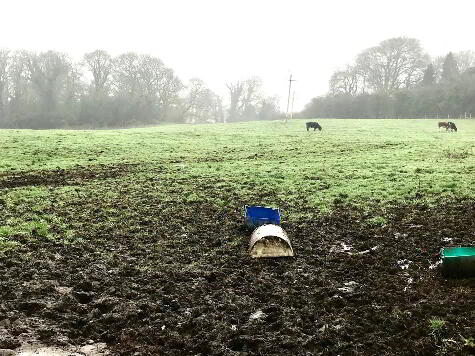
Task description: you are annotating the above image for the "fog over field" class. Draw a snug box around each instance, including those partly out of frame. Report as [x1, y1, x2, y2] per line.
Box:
[1, 2, 475, 356]
[1, 0, 475, 127]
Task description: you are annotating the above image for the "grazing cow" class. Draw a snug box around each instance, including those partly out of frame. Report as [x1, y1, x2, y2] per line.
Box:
[448, 122, 457, 132]
[438, 122, 450, 130]
[306, 122, 322, 131]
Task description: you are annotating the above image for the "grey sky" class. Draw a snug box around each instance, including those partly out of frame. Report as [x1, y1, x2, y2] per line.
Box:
[1, 0, 474, 111]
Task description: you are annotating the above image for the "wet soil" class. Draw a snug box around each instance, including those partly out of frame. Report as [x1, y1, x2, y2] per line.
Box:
[0, 168, 474, 355]
[0, 164, 136, 189]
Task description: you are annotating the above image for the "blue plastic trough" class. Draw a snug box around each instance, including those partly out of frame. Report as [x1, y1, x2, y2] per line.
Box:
[245, 205, 281, 228]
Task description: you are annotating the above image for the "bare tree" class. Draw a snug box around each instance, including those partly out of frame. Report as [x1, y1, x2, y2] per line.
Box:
[156, 67, 183, 121]
[226, 81, 244, 122]
[241, 77, 262, 115]
[258, 96, 280, 120]
[63, 62, 85, 110]
[27, 51, 70, 111]
[137, 55, 183, 121]
[182, 78, 222, 123]
[138, 54, 164, 103]
[112, 52, 141, 97]
[226, 77, 262, 121]
[181, 78, 206, 120]
[454, 50, 475, 73]
[329, 65, 361, 95]
[83, 50, 113, 97]
[8, 51, 34, 112]
[356, 37, 429, 93]
[211, 95, 224, 123]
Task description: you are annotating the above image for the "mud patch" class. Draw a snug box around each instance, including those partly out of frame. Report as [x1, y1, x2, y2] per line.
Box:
[14, 342, 109, 355]
[0, 164, 137, 189]
[0, 199, 474, 355]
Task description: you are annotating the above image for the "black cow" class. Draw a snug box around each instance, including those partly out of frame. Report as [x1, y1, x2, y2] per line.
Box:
[448, 122, 457, 132]
[306, 122, 322, 131]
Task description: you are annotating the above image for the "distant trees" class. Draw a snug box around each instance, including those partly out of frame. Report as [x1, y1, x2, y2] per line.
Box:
[454, 50, 475, 73]
[258, 96, 281, 121]
[301, 37, 475, 119]
[83, 50, 113, 98]
[0, 50, 9, 121]
[156, 67, 183, 122]
[181, 78, 224, 123]
[329, 65, 361, 95]
[0, 48, 279, 128]
[355, 37, 429, 94]
[1, 50, 78, 128]
[227, 78, 259, 122]
[441, 52, 459, 82]
[421, 64, 436, 87]
[226, 77, 280, 122]
[28, 51, 70, 112]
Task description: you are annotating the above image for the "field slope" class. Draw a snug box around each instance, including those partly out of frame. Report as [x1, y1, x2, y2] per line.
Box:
[0, 119, 474, 355]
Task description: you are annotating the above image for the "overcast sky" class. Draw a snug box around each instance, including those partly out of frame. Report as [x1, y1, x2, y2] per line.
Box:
[1, 0, 474, 111]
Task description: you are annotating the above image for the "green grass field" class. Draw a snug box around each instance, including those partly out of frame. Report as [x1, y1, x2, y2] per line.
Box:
[1, 118, 474, 246]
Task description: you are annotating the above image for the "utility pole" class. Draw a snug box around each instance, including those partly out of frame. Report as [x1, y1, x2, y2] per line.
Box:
[285, 74, 296, 123]
[290, 91, 295, 120]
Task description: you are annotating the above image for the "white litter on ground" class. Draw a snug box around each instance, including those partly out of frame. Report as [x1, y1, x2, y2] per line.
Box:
[249, 310, 266, 321]
[429, 260, 442, 269]
[397, 259, 412, 270]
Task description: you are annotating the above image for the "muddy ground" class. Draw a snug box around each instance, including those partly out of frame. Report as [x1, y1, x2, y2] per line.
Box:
[0, 167, 474, 355]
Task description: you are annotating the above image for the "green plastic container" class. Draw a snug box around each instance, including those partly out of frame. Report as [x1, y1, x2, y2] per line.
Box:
[441, 247, 475, 277]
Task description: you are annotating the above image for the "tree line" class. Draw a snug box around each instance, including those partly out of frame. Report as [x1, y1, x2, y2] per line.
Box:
[300, 37, 475, 119]
[0, 49, 280, 128]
